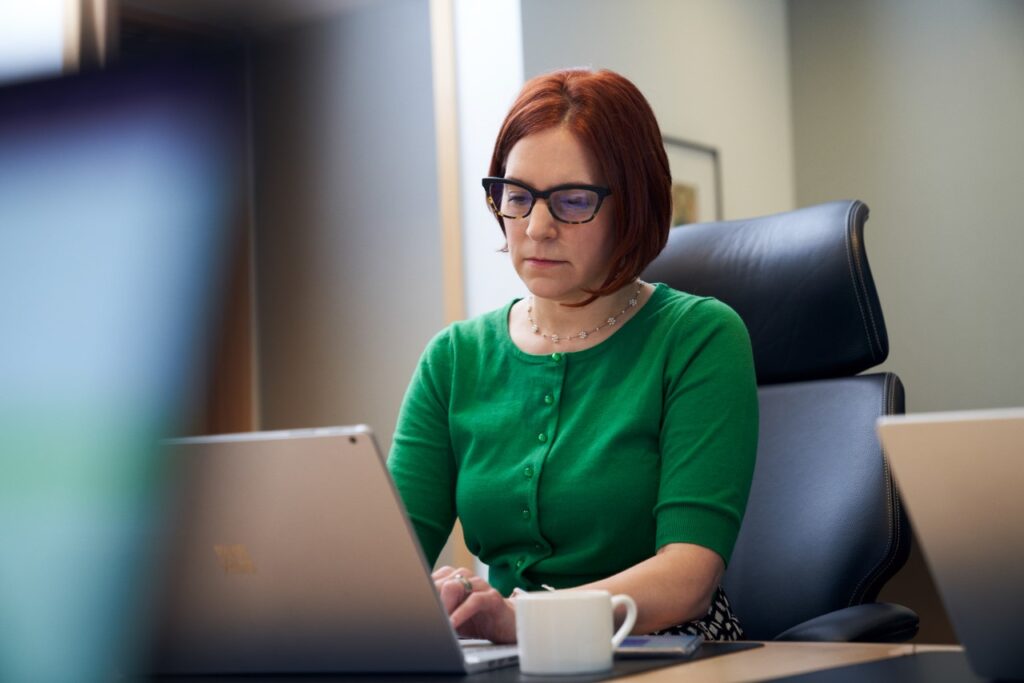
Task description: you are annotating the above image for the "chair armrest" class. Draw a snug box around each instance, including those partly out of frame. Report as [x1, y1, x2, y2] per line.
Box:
[773, 602, 919, 642]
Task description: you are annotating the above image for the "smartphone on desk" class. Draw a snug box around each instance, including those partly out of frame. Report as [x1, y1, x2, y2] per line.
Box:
[615, 634, 703, 658]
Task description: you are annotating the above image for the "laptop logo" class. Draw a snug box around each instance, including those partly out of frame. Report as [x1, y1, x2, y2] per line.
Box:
[213, 544, 257, 574]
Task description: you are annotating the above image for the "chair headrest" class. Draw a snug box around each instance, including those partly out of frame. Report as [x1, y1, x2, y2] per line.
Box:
[643, 200, 888, 384]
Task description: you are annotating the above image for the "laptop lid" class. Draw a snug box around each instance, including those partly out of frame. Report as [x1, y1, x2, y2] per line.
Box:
[877, 408, 1024, 681]
[151, 426, 495, 674]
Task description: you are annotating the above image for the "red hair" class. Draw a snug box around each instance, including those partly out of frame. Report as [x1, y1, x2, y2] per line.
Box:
[488, 68, 672, 305]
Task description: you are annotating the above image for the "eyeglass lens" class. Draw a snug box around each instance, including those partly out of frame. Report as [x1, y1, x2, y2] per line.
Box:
[488, 182, 601, 223]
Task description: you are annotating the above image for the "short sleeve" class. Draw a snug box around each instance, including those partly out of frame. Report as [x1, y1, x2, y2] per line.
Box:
[387, 329, 458, 566]
[654, 298, 758, 565]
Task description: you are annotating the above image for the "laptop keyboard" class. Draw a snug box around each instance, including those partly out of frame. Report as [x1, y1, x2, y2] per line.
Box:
[461, 643, 518, 664]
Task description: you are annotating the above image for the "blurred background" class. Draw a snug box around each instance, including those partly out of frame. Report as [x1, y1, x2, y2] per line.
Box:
[1, 0, 1021, 677]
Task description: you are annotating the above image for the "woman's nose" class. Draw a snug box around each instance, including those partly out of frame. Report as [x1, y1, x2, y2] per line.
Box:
[525, 200, 558, 241]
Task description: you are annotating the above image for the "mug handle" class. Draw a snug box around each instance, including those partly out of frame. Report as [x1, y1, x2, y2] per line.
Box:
[610, 594, 638, 648]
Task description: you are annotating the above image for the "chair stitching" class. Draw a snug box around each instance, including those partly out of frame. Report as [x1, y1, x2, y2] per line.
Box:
[876, 376, 902, 588]
[872, 377, 900, 588]
[870, 375, 900, 601]
[842, 202, 883, 361]
[848, 374, 899, 605]
[848, 202, 884, 357]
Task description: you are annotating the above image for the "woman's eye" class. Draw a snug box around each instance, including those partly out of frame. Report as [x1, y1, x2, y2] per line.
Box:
[561, 192, 591, 208]
[506, 192, 531, 205]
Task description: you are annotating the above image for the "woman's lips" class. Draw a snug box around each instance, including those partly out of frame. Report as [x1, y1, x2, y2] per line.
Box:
[525, 258, 565, 267]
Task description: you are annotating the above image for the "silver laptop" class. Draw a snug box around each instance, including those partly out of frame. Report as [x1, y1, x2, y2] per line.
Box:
[877, 408, 1024, 681]
[149, 426, 517, 674]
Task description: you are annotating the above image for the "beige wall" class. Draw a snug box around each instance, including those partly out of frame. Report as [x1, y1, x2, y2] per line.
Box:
[790, 0, 1024, 414]
[521, 0, 796, 220]
[251, 0, 444, 452]
[790, 0, 1024, 643]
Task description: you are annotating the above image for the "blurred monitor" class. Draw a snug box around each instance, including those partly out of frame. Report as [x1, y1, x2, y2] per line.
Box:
[0, 52, 246, 681]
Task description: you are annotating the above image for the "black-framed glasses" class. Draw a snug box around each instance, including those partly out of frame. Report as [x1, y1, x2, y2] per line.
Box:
[481, 177, 612, 224]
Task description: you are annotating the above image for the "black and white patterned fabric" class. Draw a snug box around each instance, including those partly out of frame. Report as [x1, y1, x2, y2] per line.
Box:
[653, 585, 743, 641]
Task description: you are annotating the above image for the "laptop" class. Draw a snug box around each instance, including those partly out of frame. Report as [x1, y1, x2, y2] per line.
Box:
[149, 426, 518, 674]
[877, 408, 1024, 681]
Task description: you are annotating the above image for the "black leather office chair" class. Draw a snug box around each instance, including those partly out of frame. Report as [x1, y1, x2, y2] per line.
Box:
[644, 200, 919, 642]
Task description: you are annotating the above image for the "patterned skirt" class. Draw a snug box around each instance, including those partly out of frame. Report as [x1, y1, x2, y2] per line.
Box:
[653, 585, 743, 640]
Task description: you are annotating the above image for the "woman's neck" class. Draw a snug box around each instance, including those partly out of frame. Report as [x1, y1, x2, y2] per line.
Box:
[528, 281, 643, 344]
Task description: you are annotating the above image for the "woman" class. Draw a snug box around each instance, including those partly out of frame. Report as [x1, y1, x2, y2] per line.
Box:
[388, 68, 757, 644]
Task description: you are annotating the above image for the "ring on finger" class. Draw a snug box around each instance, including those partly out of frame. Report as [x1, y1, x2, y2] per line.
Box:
[452, 573, 473, 596]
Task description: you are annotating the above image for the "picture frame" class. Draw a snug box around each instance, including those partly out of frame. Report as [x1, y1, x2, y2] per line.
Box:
[662, 136, 723, 225]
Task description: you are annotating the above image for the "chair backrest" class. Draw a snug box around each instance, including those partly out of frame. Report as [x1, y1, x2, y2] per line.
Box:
[643, 200, 910, 639]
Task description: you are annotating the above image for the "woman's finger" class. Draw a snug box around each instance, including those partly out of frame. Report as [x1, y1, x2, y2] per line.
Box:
[449, 589, 517, 644]
[431, 565, 455, 581]
[449, 588, 500, 628]
[437, 573, 480, 614]
[432, 566, 477, 596]
[431, 565, 476, 582]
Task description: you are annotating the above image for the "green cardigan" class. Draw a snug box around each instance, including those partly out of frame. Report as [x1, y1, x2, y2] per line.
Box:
[388, 284, 758, 596]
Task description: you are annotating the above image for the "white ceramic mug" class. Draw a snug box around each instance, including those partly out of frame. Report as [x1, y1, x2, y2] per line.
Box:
[515, 589, 638, 675]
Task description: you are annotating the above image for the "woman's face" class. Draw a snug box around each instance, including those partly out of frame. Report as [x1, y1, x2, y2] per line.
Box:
[502, 126, 615, 305]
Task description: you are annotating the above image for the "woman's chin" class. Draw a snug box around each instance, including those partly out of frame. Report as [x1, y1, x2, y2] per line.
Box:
[525, 284, 588, 304]
[519, 274, 564, 295]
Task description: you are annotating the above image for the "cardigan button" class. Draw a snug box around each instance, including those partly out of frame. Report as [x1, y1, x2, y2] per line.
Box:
[543, 394, 554, 405]
[523, 465, 534, 478]
[521, 509, 531, 520]
[537, 433, 547, 443]
[550, 353, 562, 362]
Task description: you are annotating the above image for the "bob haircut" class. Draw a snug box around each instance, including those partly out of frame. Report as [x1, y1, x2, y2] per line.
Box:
[488, 68, 672, 305]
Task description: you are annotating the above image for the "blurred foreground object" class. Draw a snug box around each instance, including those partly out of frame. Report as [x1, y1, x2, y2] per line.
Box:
[0, 52, 245, 681]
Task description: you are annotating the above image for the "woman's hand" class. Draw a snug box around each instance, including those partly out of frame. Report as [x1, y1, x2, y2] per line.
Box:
[431, 566, 517, 644]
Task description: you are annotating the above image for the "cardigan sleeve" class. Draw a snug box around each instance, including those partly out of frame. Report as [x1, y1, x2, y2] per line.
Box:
[387, 328, 458, 567]
[654, 297, 759, 565]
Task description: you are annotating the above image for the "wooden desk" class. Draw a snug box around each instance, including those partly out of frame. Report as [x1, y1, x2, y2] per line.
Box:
[621, 642, 962, 682]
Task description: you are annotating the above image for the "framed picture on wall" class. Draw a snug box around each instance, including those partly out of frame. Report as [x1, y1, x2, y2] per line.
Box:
[663, 136, 723, 225]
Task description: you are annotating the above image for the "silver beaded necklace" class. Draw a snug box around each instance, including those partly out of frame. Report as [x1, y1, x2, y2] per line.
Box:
[527, 281, 644, 345]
